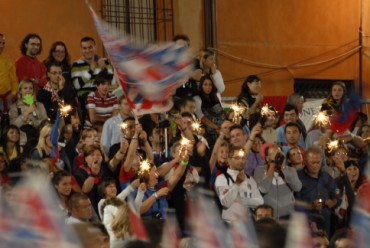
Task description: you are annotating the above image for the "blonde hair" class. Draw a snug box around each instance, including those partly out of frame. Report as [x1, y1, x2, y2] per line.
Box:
[35, 124, 54, 157]
[111, 202, 132, 239]
[17, 79, 35, 100]
[76, 128, 97, 150]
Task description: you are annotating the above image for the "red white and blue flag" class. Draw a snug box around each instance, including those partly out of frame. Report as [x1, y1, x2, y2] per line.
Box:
[89, 6, 193, 115]
[0, 174, 81, 247]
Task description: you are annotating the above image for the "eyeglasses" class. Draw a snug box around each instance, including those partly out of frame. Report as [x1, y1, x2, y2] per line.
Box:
[49, 71, 62, 75]
[53, 50, 65, 54]
[335, 152, 347, 156]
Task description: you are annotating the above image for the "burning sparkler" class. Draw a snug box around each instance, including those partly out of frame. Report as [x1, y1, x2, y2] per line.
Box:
[314, 111, 331, 127]
[138, 159, 151, 182]
[119, 122, 128, 130]
[59, 101, 72, 118]
[261, 104, 272, 116]
[327, 139, 339, 153]
[238, 149, 245, 157]
[192, 119, 202, 133]
[230, 103, 246, 123]
[179, 137, 191, 154]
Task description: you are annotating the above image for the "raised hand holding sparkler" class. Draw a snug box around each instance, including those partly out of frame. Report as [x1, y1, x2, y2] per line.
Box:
[327, 139, 339, 153]
[230, 103, 246, 124]
[138, 159, 152, 183]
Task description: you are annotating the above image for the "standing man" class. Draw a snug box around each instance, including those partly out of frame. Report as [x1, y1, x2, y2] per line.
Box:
[254, 143, 302, 220]
[72, 36, 113, 124]
[37, 62, 77, 123]
[215, 146, 264, 222]
[15, 33, 47, 92]
[101, 95, 133, 155]
[0, 33, 18, 120]
[296, 147, 338, 236]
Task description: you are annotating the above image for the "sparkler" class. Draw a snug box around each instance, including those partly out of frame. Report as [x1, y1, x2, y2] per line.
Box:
[261, 104, 272, 116]
[58, 101, 72, 118]
[119, 122, 128, 130]
[230, 103, 246, 123]
[313, 111, 331, 127]
[238, 149, 245, 157]
[179, 137, 191, 154]
[191, 119, 202, 133]
[327, 139, 339, 153]
[138, 159, 151, 182]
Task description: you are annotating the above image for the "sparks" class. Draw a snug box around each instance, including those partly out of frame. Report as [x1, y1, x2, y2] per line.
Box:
[119, 122, 128, 130]
[192, 119, 202, 132]
[261, 104, 271, 116]
[138, 159, 151, 175]
[314, 111, 330, 127]
[327, 140, 339, 153]
[179, 137, 191, 154]
[238, 149, 245, 157]
[230, 103, 246, 123]
[59, 101, 72, 117]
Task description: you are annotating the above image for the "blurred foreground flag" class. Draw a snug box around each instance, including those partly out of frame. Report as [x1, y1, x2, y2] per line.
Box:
[351, 162, 370, 248]
[0, 174, 81, 247]
[89, 6, 193, 115]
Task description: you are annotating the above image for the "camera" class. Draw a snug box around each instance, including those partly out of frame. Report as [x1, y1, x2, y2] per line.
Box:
[152, 211, 163, 220]
[273, 153, 285, 166]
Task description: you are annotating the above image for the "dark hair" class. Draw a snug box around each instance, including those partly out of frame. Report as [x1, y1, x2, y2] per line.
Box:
[98, 177, 116, 198]
[0, 152, 9, 172]
[329, 228, 352, 248]
[237, 75, 261, 107]
[201, 48, 215, 60]
[83, 144, 103, 158]
[80, 36, 95, 44]
[123, 116, 136, 123]
[284, 122, 302, 134]
[255, 204, 274, 217]
[44, 41, 71, 71]
[46, 61, 63, 72]
[181, 111, 195, 120]
[344, 160, 362, 189]
[178, 96, 195, 110]
[198, 75, 220, 106]
[172, 34, 190, 45]
[95, 70, 113, 86]
[282, 103, 299, 115]
[1, 125, 21, 163]
[68, 192, 89, 210]
[52, 170, 72, 196]
[357, 123, 370, 137]
[20, 33, 42, 56]
[350, 112, 368, 132]
[264, 144, 281, 162]
[229, 124, 244, 134]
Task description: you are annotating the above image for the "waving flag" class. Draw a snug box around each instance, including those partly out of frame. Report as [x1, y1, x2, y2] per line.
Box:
[89, 6, 193, 115]
[351, 162, 370, 248]
[0, 174, 81, 247]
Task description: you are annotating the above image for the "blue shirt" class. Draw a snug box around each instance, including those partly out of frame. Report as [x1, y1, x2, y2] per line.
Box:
[132, 187, 168, 219]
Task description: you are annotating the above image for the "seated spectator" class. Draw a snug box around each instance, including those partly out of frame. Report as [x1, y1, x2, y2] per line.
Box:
[329, 228, 354, 248]
[37, 62, 77, 123]
[193, 75, 225, 147]
[282, 122, 306, 159]
[215, 146, 264, 222]
[0, 125, 23, 163]
[85, 70, 119, 127]
[276, 104, 305, 148]
[312, 230, 329, 248]
[244, 134, 265, 177]
[9, 79, 48, 149]
[237, 75, 263, 119]
[66, 192, 94, 225]
[52, 170, 74, 218]
[72, 127, 99, 173]
[254, 204, 274, 221]
[286, 146, 304, 170]
[44, 41, 72, 84]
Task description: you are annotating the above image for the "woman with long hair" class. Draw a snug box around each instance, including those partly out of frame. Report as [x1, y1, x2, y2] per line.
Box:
[30, 124, 54, 159]
[52, 170, 73, 218]
[321, 81, 347, 115]
[0, 125, 23, 163]
[44, 41, 72, 83]
[237, 75, 263, 119]
[193, 75, 225, 146]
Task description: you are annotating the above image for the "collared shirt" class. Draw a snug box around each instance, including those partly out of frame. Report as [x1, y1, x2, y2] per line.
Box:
[101, 114, 124, 155]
